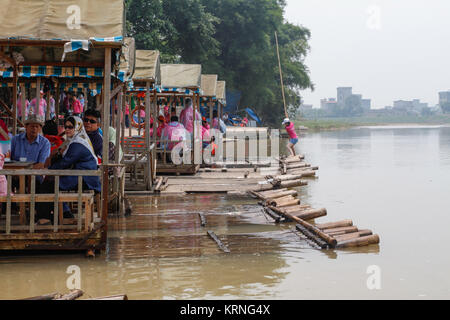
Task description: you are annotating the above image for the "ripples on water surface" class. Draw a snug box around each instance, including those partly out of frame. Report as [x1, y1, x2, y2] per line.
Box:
[1, 125, 450, 299]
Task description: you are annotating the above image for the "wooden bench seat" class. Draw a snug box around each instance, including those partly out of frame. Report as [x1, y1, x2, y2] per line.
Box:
[0, 193, 95, 232]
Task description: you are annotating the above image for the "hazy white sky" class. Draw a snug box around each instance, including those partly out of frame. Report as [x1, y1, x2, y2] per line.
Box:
[284, 0, 450, 108]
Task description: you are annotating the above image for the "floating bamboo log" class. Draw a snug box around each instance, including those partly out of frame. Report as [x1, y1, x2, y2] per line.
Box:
[207, 231, 230, 253]
[199, 213, 207, 227]
[336, 234, 380, 249]
[281, 155, 305, 163]
[89, 295, 128, 300]
[264, 207, 281, 223]
[55, 290, 84, 301]
[277, 199, 301, 208]
[279, 180, 308, 188]
[284, 205, 312, 213]
[294, 208, 327, 221]
[323, 226, 359, 236]
[288, 166, 319, 173]
[295, 224, 328, 249]
[259, 188, 289, 196]
[316, 220, 353, 230]
[323, 226, 359, 235]
[263, 190, 298, 200]
[22, 293, 60, 300]
[334, 230, 373, 242]
[286, 163, 310, 170]
[268, 174, 303, 181]
[267, 195, 298, 205]
[268, 206, 337, 248]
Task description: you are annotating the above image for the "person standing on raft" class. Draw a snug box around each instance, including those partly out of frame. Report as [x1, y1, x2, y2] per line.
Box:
[282, 118, 298, 157]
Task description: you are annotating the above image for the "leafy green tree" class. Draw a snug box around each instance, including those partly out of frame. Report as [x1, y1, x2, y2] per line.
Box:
[126, 0, 313, 125]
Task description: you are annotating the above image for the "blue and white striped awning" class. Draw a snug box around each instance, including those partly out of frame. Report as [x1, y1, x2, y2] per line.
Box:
[0, 66, 103, 78]
[90, 36, 123, 43]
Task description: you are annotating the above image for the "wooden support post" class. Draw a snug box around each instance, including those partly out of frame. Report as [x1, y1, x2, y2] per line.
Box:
[29, 176, 36, 233]
[145, 81, 152, 190]
[77, 176, 82, 232]
[35, 78, 41, 116]
[53, 176, 59, 233]
[6, 175, 11, 234]
[113, 91, 122, 212]
[152, 89, 158, 181]
[55, 81, 60, 122]
[20, 83, 26, 124]
[101, 47, 111, 245]
[12, 66, 18, 135]
[46, 89, 51, 121]
[209, 99, 213, 126]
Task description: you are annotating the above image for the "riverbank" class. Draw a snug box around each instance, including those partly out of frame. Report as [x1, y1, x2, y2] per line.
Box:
[295, 114, 450, 131]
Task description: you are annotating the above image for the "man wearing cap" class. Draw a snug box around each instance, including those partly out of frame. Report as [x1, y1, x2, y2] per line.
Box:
[11, 115, 51, 170]
[283, 118, 298, 157]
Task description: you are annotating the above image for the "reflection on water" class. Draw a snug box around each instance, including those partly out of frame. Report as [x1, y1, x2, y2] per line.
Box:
[1, 125, 450, 299]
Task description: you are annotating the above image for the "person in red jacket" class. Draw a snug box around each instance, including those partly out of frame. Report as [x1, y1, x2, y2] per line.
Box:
[43, 120, 64, 154]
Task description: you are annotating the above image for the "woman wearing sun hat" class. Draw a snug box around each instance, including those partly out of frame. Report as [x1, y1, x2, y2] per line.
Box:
[283, 118, 298, 157]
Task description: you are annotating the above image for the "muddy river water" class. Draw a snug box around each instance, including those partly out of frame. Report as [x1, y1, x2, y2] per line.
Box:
[1, 125, 450, 300]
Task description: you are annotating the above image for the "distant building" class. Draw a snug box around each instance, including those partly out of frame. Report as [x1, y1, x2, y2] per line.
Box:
[439, 91, 450, 113]
[337, 87, 353, 107]
[362, 99, 371, 111]
[320, 98, 337, 111]
[393, 99, 428, 114]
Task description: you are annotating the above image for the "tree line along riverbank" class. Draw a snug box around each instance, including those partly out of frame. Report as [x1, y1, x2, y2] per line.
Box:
[295, 114, 450, 131]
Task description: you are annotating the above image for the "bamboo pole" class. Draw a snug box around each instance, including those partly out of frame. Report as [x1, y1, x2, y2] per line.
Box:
[275, 31, 288, 119]
[336, 235, 380, 249]
[334, 230, 373, 242]
[269, 205, 337, 248]
[294, 208, 327, 221]
[145, 81, 152, 190]
[316, 220, 353, 230]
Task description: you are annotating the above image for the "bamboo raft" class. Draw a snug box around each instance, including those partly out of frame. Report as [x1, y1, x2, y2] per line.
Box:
[249, 155, 380, 250]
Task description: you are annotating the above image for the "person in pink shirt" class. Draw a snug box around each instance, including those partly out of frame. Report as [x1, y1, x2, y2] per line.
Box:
[161, 116, 187, 152]
[201, 117, 210, 148]
[29, 91, 47, 118]
[70, 94, 83, 117]
[179, 98, 201, 134]
[282, 118, 298, 157]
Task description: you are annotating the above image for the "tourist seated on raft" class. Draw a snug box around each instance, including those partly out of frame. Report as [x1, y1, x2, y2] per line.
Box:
[11, 115, 50, 171]
[83, 109, 103, 161]
[201, 117, 211, 149]
[179, 98, 201, 135]
[35, 116, 101, 225]
[161, 115, 187, 163]
[211, 110, 227, 134]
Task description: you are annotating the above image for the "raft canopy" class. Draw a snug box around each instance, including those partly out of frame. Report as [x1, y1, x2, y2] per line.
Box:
[216, 81, 226, 104]
[0, 0, 130, 91]
[118, 37, 136, 83]
[132, 50, 161, 86]
[0, 0, 125, 43]
[200, 74, 218, 98]
[160, 64, 202, 93]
